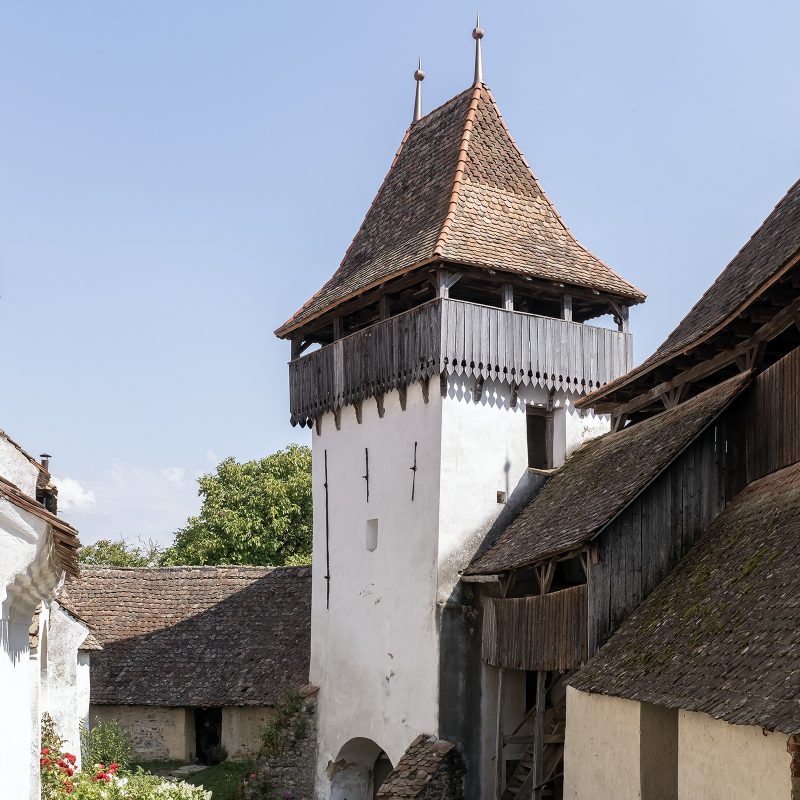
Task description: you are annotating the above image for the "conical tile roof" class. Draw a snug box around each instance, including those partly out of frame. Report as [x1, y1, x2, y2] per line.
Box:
[276, 84, 644, 337]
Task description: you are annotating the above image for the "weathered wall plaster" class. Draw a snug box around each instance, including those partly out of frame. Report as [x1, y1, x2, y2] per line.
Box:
[221, 706, 274, 759]
[677, 709, 791, 800]
[91, 705, 194, 762]
[564, 687, 642, 799]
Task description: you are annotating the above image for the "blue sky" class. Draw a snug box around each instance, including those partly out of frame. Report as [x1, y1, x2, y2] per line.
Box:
[1, 1, 798, 545]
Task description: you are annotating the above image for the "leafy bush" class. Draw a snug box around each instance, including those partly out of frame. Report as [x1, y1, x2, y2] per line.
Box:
[69, 768, 212, 799]
[81, 719, 133, 771]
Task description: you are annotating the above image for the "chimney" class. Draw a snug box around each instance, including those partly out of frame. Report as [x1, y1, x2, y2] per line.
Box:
[40, 453, 51, 472]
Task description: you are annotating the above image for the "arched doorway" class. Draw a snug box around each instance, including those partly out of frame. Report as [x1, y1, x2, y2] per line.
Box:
[329, 737, 393, 800]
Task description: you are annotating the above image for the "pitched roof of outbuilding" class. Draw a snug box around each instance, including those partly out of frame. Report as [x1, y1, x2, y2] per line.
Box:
[61, 565, 311, 707]
[580, 178, 800, 409]
[466, 372, 751, 575]
[570, 461, 800, 734]
[377, 735, 462, 798]
[276, 84, 644, 337]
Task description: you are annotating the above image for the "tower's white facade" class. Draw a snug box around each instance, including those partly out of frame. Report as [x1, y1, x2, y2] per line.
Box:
[308, 377, 607, 798]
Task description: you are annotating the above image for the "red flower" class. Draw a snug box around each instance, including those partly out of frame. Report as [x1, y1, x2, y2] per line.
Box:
[41, 747, 51, 756]
[250, 773, 257, 780]
[64, 778, 74, 795]
[64, 753, 77, 765]
[66, 767, 74, 777]
[40, 757, 50, 766]
[109, 762, 119, 772]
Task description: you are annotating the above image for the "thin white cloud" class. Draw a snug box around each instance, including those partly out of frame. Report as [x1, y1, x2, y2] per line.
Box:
[52, 477, 97, 512]
[160, 466, 186, 483]
[205, 449, 219, 465]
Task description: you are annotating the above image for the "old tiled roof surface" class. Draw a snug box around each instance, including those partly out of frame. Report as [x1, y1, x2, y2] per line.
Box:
[582, 178, 800, 405]
[376, 735, 456, 798]
[61, 565, 311, 707]
[79, 631, 103, 651]
[276, 84, 644, 336]
[571, 461, 800, 734]
[466, 372, 751, 575]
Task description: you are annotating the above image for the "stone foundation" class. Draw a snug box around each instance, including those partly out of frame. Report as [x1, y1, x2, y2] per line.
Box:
[246, 693, 317, 799]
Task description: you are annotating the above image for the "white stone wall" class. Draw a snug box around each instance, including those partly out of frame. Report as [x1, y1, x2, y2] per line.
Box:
[309, 378, 608, 798]
[677, 709, 791, 800]
[1, 499, 62, 800]
[46, 604, 91, 763]
[564, 688, 793, 799]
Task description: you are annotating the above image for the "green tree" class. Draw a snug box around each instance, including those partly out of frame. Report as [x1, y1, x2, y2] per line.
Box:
[160, 445, 312, 567]
[78, 538, 163, 567]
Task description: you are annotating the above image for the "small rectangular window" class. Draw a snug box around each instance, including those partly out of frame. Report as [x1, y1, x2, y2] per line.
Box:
[527, 408, 551, 469]
[366, 519, 378, 552]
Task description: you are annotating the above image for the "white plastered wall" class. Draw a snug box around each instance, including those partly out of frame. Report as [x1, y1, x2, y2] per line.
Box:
[677, 709, 791, 800]
[310, 377, 608, 798]
[46, 603, 91, 763]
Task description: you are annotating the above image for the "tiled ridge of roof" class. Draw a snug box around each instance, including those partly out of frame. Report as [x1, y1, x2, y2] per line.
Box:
[466, 371, 751, 575]
[61, 565, 311, 707]
[570, 460, 800, 734]
[276, 84, 644, 337]
[376, 735, 459, 797]
[581, 178, 800, 408]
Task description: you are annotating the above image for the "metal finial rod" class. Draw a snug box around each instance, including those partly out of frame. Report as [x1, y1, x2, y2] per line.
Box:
[472, 13, 484, 85]
[413, 55, 425, 122]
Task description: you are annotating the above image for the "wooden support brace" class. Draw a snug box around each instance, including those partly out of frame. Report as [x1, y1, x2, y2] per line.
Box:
[378, 295, 391, 321]
[503, 283, 514, 312]
[432, 268, 463, 299]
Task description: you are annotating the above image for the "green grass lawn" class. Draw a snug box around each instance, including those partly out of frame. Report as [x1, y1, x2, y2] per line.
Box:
[184, 760, 254, 800]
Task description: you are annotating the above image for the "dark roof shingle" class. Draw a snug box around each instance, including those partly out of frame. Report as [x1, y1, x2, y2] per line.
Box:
[276, 84, 644, 337]
[61, 565, 311, 707]
[570, 461, 800, 734]
[466, 372, 751, 575]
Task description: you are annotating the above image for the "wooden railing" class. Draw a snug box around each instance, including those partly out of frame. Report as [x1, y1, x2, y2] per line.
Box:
[288, 299, 632, 425]
[482, 586, 588, 671]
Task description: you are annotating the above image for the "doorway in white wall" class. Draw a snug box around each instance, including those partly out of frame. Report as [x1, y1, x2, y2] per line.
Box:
[330, 737, 393, 799]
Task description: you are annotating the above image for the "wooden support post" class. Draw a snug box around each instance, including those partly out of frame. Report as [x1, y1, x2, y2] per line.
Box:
[617, 304, 629, 334]
[332, 316, 343, 341]
[502, 283, 514, 311]
[561, 294, 573, 322]
[531, 671, 546, 800]
[291, 337, 304, 360]
[495, 668, 506, 800]
[378, 295, 391, 321]
[433, 268, 463, 299]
